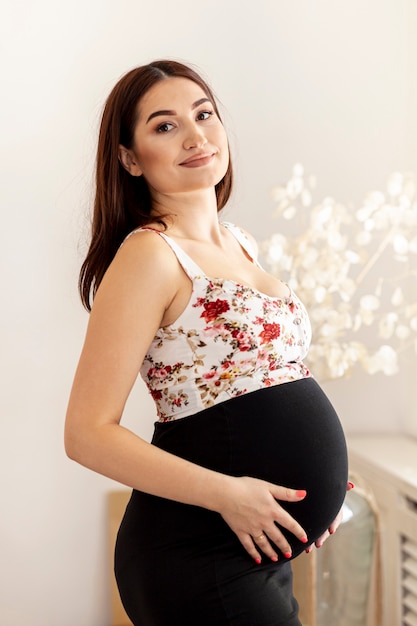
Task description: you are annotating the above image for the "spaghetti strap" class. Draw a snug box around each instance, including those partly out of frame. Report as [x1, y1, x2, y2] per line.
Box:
[222, 221, 262, 267]
[123, 227, 204, 280]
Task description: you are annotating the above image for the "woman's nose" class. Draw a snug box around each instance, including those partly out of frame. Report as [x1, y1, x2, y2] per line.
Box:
[183, 124, 207, 150]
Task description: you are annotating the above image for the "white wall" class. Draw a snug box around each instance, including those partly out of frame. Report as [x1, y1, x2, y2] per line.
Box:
[1, 1, 416, 624]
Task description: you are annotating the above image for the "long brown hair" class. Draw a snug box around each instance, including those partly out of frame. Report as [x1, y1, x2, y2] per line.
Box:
[79, 60, 233, 310]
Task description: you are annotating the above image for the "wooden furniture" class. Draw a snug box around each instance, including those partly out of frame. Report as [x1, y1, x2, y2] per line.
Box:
[348, 434, 417, 626]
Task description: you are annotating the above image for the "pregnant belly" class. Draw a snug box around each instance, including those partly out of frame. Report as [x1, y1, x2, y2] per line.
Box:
[152, 377, 348, 559]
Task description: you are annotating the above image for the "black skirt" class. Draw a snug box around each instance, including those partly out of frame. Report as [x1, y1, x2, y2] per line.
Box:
[115, 377, 348, 625]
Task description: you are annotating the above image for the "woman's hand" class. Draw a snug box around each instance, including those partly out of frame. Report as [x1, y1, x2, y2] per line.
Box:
[305, 480, 354, 554]
[218, 476, 308, 564]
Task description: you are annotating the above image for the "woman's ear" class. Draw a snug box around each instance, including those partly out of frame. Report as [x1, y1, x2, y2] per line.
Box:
[118, 146, 143, 176]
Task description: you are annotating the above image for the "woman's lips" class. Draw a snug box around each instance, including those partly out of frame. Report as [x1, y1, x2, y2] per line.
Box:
[180, 152, 215, 167]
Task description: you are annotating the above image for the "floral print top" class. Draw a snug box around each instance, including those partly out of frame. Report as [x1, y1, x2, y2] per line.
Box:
[129, 223, 312, 421]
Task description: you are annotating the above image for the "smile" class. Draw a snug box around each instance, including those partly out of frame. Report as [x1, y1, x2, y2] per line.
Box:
[179, 152, 215, 168]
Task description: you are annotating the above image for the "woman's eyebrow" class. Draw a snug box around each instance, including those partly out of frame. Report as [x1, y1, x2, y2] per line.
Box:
[146, 98, 211, 124]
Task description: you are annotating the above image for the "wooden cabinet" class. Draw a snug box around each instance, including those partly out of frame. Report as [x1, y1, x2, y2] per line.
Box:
[348, 435, 417, 626]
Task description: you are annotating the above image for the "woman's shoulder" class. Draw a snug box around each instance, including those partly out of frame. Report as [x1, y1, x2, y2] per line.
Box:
[121, 225, 166, 247]
[92, 227, 183, 324]
[111, 227, 182, 285]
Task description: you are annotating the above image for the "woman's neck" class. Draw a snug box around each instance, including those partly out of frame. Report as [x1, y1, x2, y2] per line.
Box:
[150, 188, 222, 242]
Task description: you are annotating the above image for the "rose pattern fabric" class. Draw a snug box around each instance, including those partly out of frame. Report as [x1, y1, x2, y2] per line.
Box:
[140, 276, 312, 421]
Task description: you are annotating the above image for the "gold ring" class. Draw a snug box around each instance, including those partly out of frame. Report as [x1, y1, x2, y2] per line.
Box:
[255, 533, 266, 542]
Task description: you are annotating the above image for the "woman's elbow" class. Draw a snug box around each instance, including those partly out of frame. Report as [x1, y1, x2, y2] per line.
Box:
[64, 419, 85, 462]
[64, 429, 78, 461]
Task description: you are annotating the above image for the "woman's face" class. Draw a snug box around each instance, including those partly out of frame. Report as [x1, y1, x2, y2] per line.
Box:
[121, 77, 229, 200]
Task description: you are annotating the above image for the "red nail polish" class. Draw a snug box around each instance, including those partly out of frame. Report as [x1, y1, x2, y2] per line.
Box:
[284, 552, 292, 559]
[348, 481, 355, 489]
[255, 558, 261, 564]
[300, 536, 308, 544]
[296, 490, 307, 498]
[271, 556, 278, 562]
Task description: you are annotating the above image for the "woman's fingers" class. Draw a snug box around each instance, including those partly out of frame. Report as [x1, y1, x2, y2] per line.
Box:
[269, 484, 308, 543]
[238, 531, 263, 564]
[306, 489, 350, 554]
[305, 482, 355, 555]
[315, 528, 330, 548]
[252, 531, 279, 562]
[249, 488, 308, 563]
[237, 529, 287, 564]
[253, 530, 293, 561]
[270, 485, 307, 503]
[329, 508, 343, 534]
[219, 477, 308, 563]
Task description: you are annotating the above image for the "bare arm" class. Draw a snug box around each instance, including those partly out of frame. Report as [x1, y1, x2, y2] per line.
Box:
[65, 231, 307, 562]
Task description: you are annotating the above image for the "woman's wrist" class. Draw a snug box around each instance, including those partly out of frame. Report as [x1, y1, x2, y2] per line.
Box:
[196, 471, 236, 514]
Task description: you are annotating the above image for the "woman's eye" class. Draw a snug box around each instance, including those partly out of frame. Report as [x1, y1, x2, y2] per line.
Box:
[156, 122, 175, 133]
[197, 110, 214, 121]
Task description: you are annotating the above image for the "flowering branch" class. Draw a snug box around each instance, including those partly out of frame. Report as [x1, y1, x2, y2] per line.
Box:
[261, 164, 417, 380]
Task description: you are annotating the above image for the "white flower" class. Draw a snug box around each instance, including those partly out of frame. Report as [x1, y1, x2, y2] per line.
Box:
[360, 295, 380, 311]
[365, 346, 399, 376]
[283, 206, 297, 220]
[395, 325, 411, 340]
[392, 234, 409, 255]
[293, 163, 304, 177]
[391, 287, 404, 306]
[379, 313, 399, 339]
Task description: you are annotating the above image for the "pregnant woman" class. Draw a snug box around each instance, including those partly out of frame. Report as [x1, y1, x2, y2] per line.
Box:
[65, 59, 349, 625]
